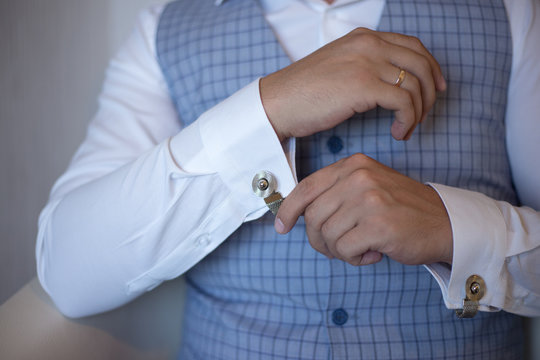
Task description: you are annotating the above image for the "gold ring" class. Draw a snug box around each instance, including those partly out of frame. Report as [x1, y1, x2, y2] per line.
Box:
[393, 69, 406, 87]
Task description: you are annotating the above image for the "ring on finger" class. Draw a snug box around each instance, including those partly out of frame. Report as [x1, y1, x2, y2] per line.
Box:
[393, 69, 406, 87]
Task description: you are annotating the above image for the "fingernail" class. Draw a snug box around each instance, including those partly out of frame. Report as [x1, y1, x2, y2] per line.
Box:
[275, 217, 285, 234]
[392, 122, 406, 140]
[398, 125, 407, 140]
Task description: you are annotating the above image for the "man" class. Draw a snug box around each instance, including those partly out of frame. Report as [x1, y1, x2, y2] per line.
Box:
[37, 0, 539, 358]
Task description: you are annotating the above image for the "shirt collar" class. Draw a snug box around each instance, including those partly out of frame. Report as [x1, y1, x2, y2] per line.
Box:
[216, 0, 364, 9]
[303, 0, 364, 7]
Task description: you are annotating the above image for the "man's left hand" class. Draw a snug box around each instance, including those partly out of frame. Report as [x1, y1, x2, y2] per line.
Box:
[274, 154, 453, 266]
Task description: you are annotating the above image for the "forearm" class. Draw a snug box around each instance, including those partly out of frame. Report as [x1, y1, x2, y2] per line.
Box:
[36, 79, 297, 318]
[37, 139, 219, 317]
[37, 141, 250, 318]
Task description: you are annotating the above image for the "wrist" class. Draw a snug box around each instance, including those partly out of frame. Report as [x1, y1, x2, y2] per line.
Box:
[259, 76, 289, 143]
[424, 184, 454, 265]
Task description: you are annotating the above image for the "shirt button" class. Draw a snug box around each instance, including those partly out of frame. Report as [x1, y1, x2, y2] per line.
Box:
[197, 234, 211, 247]
[332, 308, 348, 326]
[327, 135, 344, 154]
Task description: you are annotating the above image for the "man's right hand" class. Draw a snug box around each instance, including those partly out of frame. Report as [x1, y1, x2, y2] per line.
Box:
[260, 27, 446, 142]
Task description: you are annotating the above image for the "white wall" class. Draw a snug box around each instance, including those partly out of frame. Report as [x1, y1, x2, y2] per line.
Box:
[0, 0, 164, 305]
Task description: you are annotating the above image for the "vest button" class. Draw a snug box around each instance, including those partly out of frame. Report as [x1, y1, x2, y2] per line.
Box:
[331, 308, 348, 326]
[327, 135, 344, 154]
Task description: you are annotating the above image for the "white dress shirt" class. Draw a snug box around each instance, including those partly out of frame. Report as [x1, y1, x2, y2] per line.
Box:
[36, 0, 540, 318]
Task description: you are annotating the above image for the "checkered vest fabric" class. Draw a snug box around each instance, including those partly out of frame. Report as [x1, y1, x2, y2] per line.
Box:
[156, 0, 523, 358]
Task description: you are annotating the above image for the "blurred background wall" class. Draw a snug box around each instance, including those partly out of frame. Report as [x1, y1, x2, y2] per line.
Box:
[0, 0, 538, 358]
[0, 0, 165, 305]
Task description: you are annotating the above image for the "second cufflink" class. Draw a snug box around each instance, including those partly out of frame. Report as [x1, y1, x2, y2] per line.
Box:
[252, 171, 284, 215]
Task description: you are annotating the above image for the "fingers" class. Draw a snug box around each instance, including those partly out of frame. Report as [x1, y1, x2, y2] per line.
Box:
[367, 81, 417, 140]
[261, 27, 446, 142]
[304, 201, 340, 259]
[308, 208, 384, 266]
[379, 43, 438, 122]
[377, 63, 421, 123]
[334, 225, 385, 266]
[348, 30, 444, 139]
[296, 160, 382, 262]
[275, 168, 339, 234]
[386, 48, 437, 123]
[304, 188, 357, 259]
[374, 29, 446, 91]
[276, 154, 388, 266]
[357, 251, 384, 266]
[276, 155, 368, 234]
[355, 28, 444, 131]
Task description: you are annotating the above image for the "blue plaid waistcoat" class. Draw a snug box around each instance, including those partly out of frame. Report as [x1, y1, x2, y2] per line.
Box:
[156, 0, 523, 358]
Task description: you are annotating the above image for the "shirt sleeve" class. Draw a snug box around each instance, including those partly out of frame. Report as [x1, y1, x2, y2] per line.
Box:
[424, 0, 540, 317]
[35, 6, 296, 318]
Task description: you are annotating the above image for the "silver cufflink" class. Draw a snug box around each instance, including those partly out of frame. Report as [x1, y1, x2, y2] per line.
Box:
[252, 171, 284, 215]
[455, 274, 486, 318]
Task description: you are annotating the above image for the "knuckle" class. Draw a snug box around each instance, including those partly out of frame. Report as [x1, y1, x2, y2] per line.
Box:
[352, 26, 370, 34]
[419, 55, 431, 70]
[304, 205, 321, 229]
[344, 153, 370, 168]
[398, 91, 415, 111]
[297, 177, 316, 198]
[345, 253, 363, 266]
[414, 57, 433, 80]
[355, 32, 383, 50]
[320, 220, 335, 240]
[403, 90, 415, 105]
[307, 237, 325, 254]
[349, 27, 374, 43]
[362, 189, 389, 209]
[334, 238, 348, 257]
[409, 73, 421, 89]
[335, 238, 357, 264]
[406, 35, 423, 49]
[349, 168, 376, 188]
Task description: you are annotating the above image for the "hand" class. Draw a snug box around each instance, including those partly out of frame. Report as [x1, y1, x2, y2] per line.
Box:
[274, 154, 453, 266]
[260, 27, 446, 142]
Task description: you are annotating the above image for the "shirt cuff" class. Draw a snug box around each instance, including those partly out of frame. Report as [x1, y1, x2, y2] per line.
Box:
[424, 183, 507, 312]
[169, 79, 297, 218]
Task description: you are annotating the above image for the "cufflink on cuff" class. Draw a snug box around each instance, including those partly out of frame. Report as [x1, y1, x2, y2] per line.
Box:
[455, 275, 486, 318]
[252, 171, 284, 215]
